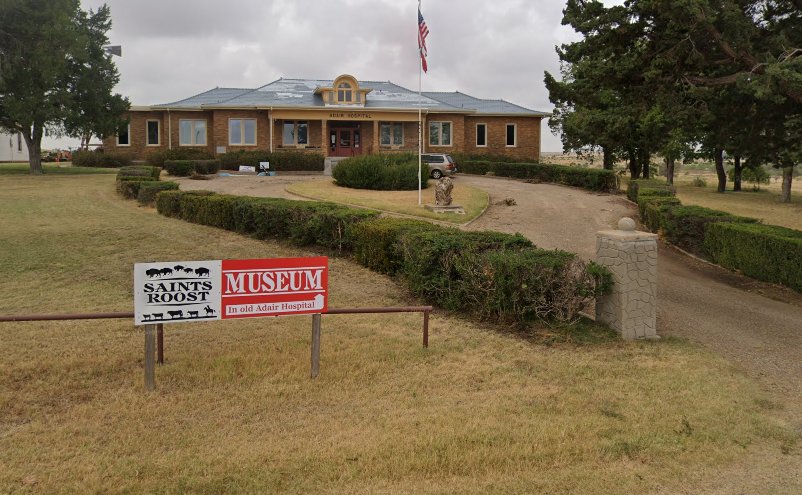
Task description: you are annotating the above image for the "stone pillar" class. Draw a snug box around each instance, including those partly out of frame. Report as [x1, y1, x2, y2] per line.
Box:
[595, 217, 658, 340]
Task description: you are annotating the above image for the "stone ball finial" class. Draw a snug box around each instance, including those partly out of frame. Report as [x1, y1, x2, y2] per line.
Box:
[618, 217, 637, 232]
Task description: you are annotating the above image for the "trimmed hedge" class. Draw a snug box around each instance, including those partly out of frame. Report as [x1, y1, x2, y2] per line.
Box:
[164, 159, 221, 177]
[460, 161, 618, 193]
[117, 176, 158, 199]
[661, 205, 757, 256]
[451, 152, 538, 164]
[219, 150, 324, 172]
[118, 165, 161, 180]
[332, 154, 428, 190]
[137, 181, 179, 206]
[155, 190, 613, 323]
[627, 179, 674, 202]
[146, 148, 214, 167]
[72, 150, 133, 168]
[705, 223, 802, 291]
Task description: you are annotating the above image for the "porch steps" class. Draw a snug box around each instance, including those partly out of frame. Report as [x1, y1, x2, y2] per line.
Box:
[324, 157, 348, 176]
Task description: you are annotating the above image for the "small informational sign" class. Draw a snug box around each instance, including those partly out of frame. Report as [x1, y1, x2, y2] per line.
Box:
[239, 165, 256, 173]
[259, 161, 269, 170]
[134, 257, 328, 325]
[134, 261, 222, 325]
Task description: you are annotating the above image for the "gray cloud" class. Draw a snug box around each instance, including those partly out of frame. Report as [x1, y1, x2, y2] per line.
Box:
[54, 0, 611, 151]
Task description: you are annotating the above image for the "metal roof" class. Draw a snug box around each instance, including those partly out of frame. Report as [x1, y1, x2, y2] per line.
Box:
[422, 91, 550, 116]
[151, 78, 548, 115]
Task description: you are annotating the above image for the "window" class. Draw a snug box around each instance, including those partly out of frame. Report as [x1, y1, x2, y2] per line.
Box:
[179, 120, 206, 146]
[116, 123, 130, 146]
[380, 123, 404, 146]
[337, 83, 353, 103]
[229, 119, 257, 146]
[476, 123, 487, 147]
[17, 133, 22, 152]
[506, 124, 517, 147]
[146, 120, 160, 146]
[429, 121, 452, 146]
[282, 121, 308, 146]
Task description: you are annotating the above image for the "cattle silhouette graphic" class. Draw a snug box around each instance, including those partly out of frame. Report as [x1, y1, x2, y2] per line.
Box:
[168, 310, 183, 319]
[204, 305, 216, 316]
[188, 310, 199, 318]
[152, 313, 163, 319]
[195, 267, 210, 277]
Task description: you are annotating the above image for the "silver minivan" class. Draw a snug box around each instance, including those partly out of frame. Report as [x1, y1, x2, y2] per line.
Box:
[421, 153, 458, 179]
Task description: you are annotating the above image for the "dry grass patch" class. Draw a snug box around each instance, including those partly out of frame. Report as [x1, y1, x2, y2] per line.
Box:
[0, 175, 795, 494]
[286, 179, 488, 224]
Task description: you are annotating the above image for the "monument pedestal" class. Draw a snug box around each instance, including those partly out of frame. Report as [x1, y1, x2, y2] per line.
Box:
[424, 204, 465, 214]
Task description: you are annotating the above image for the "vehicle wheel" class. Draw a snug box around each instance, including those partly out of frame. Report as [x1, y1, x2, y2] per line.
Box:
[431, 170, 442, 179]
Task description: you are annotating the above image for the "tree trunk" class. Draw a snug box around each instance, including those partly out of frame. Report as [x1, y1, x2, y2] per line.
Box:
[602, 146, 614, 170]
[22, 125, 44, 175]
[733, 155, 742, 192]
[628, 149, 639, 179]
[714, 147, 726, 192]
[666, 156, 675, 185]
[640, 149, 650, 179]
[781, 166, 794, 203]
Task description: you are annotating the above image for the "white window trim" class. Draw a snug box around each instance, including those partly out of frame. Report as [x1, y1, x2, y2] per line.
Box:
[380, 122, 405, 147]
[179, 119, 207, 147]
[429, 121, 453, 147]
[506, 123, 518, 147]
[116, 123, 131, 147]
[282, 120, 309, 147]
[146, 120, 160, 147]
[228, 118, 258, 146]
[476, 123, 488, 147]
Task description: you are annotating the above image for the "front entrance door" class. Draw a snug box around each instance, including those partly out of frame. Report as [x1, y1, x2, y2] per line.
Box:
[330, 126, 362, 157]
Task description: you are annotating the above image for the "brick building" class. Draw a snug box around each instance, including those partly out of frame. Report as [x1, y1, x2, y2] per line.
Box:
[103, 74, 549, 161]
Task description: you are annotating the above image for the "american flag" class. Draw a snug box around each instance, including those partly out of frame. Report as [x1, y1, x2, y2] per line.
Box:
[418, 5, 429, 73]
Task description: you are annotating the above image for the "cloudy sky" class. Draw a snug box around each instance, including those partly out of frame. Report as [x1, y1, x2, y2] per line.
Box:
[52, 0, 621, 151]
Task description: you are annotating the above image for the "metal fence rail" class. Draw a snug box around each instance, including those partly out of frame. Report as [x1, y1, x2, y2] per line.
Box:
[0, 306, 433, 389]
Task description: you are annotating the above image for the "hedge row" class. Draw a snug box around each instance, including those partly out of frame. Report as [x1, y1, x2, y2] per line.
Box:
[630, 179, 802, 291]
[115, 166, 177, 206]
[72, 150, 134, 168]
[164, 160, 221, 177]
[219, 150, 324, 171]
[332, 154, 427, 190]
[146, 149, 213, 167]
[460, 161, 619, 193]
[705, 223, 802, 291]
[156, 190, 613, 323]
[451, 152, 538, 164]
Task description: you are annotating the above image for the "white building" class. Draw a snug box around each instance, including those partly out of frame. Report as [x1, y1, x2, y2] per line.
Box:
[1, 131, 28, 162]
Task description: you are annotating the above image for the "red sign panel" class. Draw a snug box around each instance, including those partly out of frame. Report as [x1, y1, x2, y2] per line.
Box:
[220, 257, 328, 319]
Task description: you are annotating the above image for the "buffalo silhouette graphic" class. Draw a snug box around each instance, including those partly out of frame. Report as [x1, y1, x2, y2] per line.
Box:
[195, 267, 210, 277]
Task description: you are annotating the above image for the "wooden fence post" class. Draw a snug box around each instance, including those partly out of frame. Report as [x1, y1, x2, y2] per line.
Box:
[144, 324, 156, 391]
[157, 323, 164, 365]
[311, 314, 321, 379]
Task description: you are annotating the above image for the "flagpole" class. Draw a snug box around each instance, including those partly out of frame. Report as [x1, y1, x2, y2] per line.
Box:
[417, 0, 423, 206]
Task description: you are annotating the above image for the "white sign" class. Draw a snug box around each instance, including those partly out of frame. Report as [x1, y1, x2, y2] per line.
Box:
[259, 161, 270, 169]
[239, 165, 256, 173]
[134, 261, 222, 325]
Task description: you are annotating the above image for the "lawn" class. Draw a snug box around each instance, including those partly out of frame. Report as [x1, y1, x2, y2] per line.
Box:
[0, 162, 118, 175]
[0, 175, 795, 494]
[286, 179, 489, 224]
[673, 176, 802, 231]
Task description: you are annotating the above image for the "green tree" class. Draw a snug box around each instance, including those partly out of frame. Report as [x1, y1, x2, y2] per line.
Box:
[0, 1, 128, 174]
[63, 5, 128, 150]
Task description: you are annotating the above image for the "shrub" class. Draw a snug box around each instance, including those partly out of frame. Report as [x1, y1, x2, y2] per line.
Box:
[219, 151, 324, 171]
[461, 161, 619, 193]
[691, 177, 707, 187]
[155, 190, 613, 324]
[116, 177, 158, 199]
[662, 205, 758, 256]
[638, 196, 682, 232]
[705, 222, 802, 291]
[118, 166, 161, 180]
[164, 160, 220, 177]
[146, 148, 214, 167]
[626, 179, 673, 202]
[333, 153, 428, 190]
[72, 149, 133, 168]
[451, 152, 538, 164]
[137, 181, 179, 206]
[728, 165, 771, 190]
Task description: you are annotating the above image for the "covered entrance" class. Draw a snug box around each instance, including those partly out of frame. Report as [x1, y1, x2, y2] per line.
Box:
[329, 122, 363, 157]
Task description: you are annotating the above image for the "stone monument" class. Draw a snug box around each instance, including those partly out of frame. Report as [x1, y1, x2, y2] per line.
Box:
[425, 177, 465, 214]
[595, 217, 658, 340]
